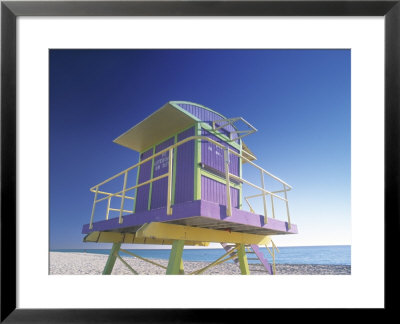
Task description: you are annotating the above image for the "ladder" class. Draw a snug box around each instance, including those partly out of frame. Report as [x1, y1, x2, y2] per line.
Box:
[220, 243, 240, 265]
[247, 244, 273, 274]
[220, 243, 274, 275]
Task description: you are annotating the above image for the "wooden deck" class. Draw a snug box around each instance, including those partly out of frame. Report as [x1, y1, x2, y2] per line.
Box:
[82, 199, 297, 237]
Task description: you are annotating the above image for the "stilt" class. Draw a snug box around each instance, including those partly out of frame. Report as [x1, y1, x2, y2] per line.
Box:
[237, 244, 250, 275]
[179, 259, 184, 275]
[102, 242, 121, 275]
[166, 240, 185, 274]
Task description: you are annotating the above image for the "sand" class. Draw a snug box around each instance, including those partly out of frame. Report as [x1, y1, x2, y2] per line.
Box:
[49, 252, 351, 275]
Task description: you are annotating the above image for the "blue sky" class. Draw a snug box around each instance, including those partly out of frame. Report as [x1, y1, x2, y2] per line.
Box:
[50, 49, 350, 249]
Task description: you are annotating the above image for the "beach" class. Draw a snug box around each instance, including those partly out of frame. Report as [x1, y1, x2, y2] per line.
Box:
[50, 252, 351, 275]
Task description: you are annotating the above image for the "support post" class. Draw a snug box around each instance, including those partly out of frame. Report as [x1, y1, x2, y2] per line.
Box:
[237, 244, 250, 275]
[260, 170, 268, 224]
[106, 196, 111, 220]
[224, 148, 232, 217]
[166, 240, 185, 274]
[270, 194, 275, 219]
[167, 148, 173, 215]
[89, 186, 99, 229]
[119, 171, 128, 224]
[283, 184, 291, 229]
[102, 242, 121, 275]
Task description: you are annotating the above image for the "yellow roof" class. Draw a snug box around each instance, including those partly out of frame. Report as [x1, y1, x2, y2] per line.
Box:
[113, 101, 256, 162]
[113, 102, 195, 152]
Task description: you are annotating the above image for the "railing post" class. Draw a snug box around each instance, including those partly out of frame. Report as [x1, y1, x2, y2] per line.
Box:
[106, 196, 111, 220]
[260, 170, 268, 224]
[224, 148, 232, 217]
[166, 148, 173, 215]
[119, 171, 128, 224]
[270, 195, 275, 219]
[89, 186, 99, 229]
[283, 184, 291, 229]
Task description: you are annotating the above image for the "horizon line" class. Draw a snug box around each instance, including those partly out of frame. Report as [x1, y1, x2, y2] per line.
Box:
[51, 244, 351, 250]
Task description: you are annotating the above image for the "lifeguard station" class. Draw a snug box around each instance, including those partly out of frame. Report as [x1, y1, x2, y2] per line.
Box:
[81, 101, 298, 275]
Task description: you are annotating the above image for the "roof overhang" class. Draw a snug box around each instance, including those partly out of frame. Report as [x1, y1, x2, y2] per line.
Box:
[113, 103, 196, 152]
[242, 142, 257, 163]
[114, 101, 257, 162]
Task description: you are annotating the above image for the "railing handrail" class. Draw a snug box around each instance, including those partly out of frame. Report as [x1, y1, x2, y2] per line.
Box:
[245, 188, 292, 201]
[88, 135, 292, 229]
[229, 174, 288, 202]
[90, 135, 291, 191]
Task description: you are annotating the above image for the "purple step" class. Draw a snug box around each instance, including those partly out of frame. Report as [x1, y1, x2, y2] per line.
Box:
[220, 243, 240, 265]
[250, 244, 273, 275]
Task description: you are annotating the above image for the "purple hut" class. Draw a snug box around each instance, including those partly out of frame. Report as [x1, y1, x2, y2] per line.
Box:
[82, 101, 297, 275]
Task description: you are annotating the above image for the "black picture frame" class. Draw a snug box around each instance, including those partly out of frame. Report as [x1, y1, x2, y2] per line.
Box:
[1, 0, 398, 322]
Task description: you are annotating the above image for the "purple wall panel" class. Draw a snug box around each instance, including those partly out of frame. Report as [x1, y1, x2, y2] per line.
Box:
[201, 176, 239, 208]
[174, 127, 195, 204]
[150, 137, 175, 209]
[201, 129, 239, 177]
[177, 103, 239, 143]
[135, 148, 153, 212]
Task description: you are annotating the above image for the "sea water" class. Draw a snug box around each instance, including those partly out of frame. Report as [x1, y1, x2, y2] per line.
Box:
[52, 245, 351, 265]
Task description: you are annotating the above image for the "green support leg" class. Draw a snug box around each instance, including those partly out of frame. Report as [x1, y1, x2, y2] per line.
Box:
[179, 259, 184, 275]
[166, 240, 185, 275]
[237, 244, 250, 275]
[102, 242, 121, 275]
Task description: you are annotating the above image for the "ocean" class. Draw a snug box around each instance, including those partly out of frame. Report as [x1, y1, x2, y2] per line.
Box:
[52, 245, 351, 265]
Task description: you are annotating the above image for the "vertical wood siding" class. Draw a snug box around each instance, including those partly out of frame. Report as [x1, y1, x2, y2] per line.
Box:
[150, 137, 175, 209]
[135, 148, 153, 212]
[201, 129, 239, 176]
[201, 176, 239, 208]
[136, 103, 243, 214]
[177, 103, 240, 143]
[174, 127, 195, 204]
